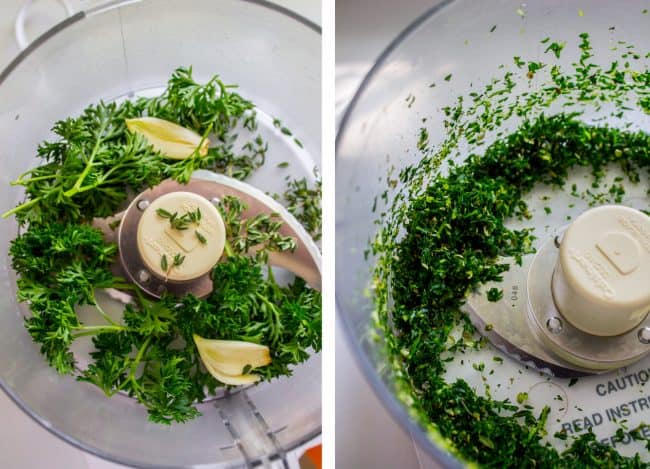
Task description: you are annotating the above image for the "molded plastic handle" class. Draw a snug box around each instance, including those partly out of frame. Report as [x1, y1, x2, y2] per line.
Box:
[14, 0, 76, 50]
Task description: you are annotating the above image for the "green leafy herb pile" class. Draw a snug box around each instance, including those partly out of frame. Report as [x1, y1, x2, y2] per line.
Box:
[275, 171, 323, 242]
[6, 67, 321, 424]
[371, 32, 650, 467]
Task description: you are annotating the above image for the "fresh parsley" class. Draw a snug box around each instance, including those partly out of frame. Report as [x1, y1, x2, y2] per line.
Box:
[6, 68, 321, 425]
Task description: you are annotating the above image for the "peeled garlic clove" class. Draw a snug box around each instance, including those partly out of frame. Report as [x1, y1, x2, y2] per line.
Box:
[202, 357, 261, 386]
[125, 117, 209, 160]
[193, 334, 271, 374]
[194, 334, 271, 376]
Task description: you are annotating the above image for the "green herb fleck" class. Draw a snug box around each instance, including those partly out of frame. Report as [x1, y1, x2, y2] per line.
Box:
[156, 208, 173, 219]
[173, 253, 185, 267]
[545, 41, 566, 59]
[487, 288, 504, 302]
[195, 230, 207, 244]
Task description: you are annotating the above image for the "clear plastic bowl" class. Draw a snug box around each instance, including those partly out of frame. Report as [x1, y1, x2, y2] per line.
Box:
[336, 0, 649, 465]
[0, 1, 321, 467]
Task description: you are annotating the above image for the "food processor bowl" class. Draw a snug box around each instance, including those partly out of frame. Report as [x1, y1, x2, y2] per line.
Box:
[0, 1, 321, 467]
[337, 0, 650, 465]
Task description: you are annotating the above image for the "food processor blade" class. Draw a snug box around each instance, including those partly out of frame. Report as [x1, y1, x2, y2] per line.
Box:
[93, 172, 321, 300]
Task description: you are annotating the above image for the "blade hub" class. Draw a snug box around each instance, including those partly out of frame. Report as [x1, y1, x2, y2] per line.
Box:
[528, 232, 650, 372]
[465, 205, 650, 377]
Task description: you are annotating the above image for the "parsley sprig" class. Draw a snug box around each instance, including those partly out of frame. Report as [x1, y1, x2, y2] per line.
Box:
[3, 67, 268, 225]
[10, 195, 318, 424]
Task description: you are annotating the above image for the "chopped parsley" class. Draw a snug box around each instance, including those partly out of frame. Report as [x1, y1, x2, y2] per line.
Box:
[370, 32, 650, 466]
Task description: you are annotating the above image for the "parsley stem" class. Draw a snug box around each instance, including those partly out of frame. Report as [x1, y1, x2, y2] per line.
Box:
[71, 324, 126, 339]
[93, 158, 138, 187]
[10, 174, 58, 186]
[120, 336, 151, 393]
[132, 336, 151, 371]
[93, 302, 120, 327]
[197, 123, 213, 152]
[255, 293, 282, 344]
[2, 196, 43, 219]
[63, 118, 109, 198]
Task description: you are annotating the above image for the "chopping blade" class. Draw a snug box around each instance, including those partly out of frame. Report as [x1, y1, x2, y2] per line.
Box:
[463, 164, 650, 378]
[92, 170, 321, 301]
[463, 244, 593, 379]
[464, 232, 650, 378]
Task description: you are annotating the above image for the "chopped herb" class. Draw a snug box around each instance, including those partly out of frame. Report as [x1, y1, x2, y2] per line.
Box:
[487, 288, 504, 302]
[406, 94, 416, 108]
[156, 208, 173, 219]
[555, 431, 568, 441]
[161, 208, 203, 231]
[417, 128, 430, 151]
[195, 230, 207, 244]
[169, 213, 189, 230]
[278, 173, 322, 242]
[173, 253, 185, 267]
[545, 41, 566, 59]
[369, 32, 650, 466]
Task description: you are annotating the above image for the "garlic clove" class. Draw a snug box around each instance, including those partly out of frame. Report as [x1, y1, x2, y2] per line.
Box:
[125, 117, 209, 160]
[193, 334, 271, 385]
[201, 356, 262, 386]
